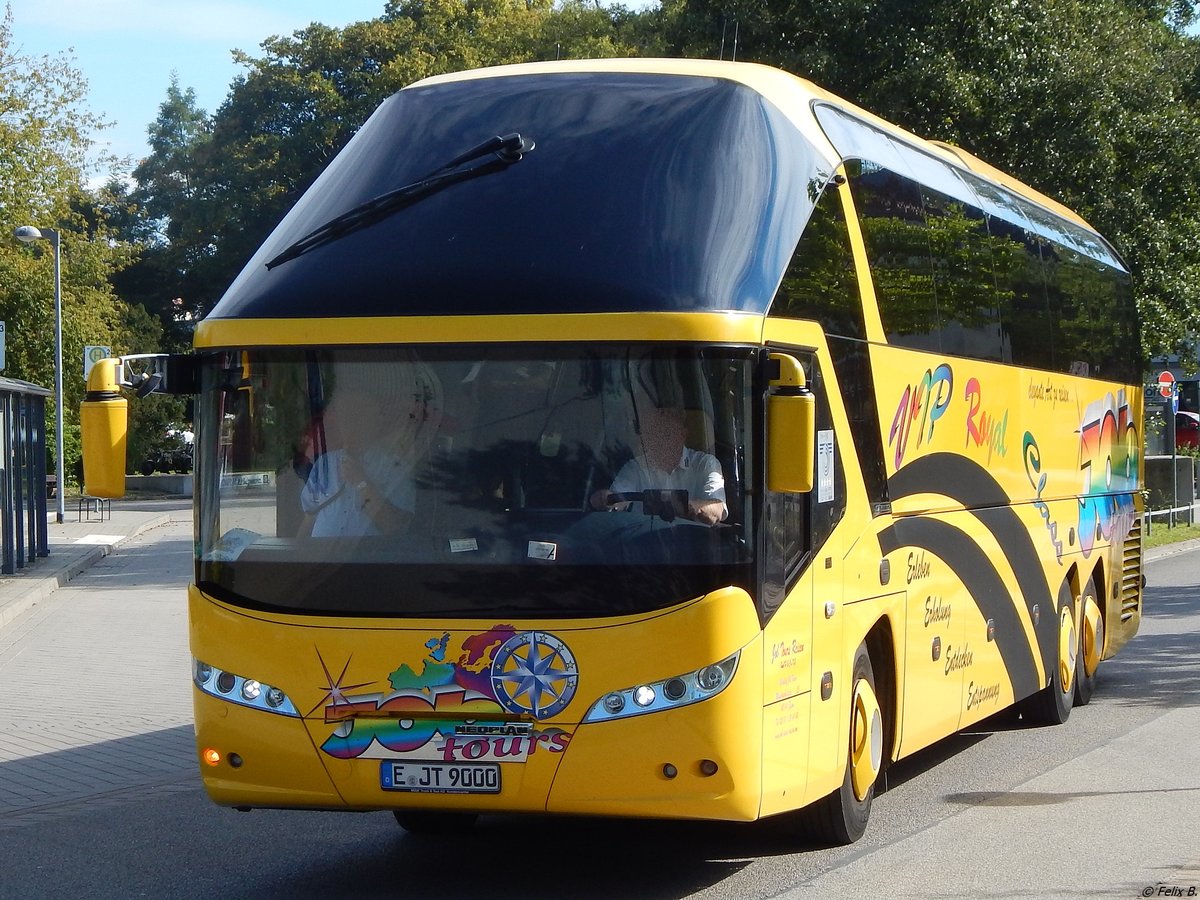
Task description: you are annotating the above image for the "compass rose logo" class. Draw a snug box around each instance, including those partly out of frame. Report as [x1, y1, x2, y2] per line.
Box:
[490, 631, 578, 719]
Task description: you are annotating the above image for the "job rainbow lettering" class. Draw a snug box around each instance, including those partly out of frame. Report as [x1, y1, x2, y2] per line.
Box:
[317, 626, 579, 762]
[889, 363, 954, 469]
[322, 715, 571, 762]
[321, 686, 503, 758]
[1079, 390, 1139, 494]
[1077, 390, 1139, 557]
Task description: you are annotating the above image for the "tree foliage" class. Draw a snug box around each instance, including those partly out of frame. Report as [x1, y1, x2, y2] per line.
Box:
[0, 9, 169, 482]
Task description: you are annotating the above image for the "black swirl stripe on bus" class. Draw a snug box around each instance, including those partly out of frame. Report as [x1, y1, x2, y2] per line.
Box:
[887, 452, 1058, 686]
[878, 516, 1041, 700]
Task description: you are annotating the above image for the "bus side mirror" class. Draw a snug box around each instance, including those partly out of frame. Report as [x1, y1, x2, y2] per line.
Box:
[80, 357, 128, 498]
[767, 353, 816, 493]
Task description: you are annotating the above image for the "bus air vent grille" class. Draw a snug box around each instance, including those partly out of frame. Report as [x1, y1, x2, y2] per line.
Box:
[1120, 518, 1142, 622]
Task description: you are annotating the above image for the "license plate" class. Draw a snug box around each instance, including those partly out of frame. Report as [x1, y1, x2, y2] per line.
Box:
[380, 761, 501, 794]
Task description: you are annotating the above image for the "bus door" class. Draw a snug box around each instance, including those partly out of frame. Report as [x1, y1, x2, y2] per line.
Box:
[888, 520, 968, 756]
[759, 348, 847, 812]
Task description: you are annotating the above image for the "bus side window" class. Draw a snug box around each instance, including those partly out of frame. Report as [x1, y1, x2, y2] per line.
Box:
[1093, 267, 1139, 384]
[987, 217, 1055, 371]
[772, 175, 865, 340]
[1041, 238, 1139, 383]
[845, 161, 942, 352]
[919, 183, 1005, 362]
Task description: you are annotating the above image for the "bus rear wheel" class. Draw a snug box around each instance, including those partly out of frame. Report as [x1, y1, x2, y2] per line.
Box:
[1022, 581, 1076, 726]
[392, 811, 478, 835]
[1074, 577, 1103, 706]
[800, 642, 881, 845]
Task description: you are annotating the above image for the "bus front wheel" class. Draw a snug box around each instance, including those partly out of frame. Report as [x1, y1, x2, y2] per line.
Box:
[800, 642, 880, 845]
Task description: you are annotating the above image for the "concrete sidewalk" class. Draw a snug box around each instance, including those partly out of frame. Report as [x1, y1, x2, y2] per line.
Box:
[0, 496, 192, 632]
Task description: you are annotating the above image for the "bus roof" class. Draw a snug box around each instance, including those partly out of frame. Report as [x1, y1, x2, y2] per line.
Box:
[414, 59, 1098, 232]
[199, 59, 1116, 336]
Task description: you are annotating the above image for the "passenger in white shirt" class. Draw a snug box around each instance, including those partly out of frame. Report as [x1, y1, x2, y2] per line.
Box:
[301, 378, 417, 537]
[591, 406, 727, 526]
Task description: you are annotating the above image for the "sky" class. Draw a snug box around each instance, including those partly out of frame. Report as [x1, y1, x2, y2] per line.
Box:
[6, 0, 398, 172]
[8, 0, 657, 178]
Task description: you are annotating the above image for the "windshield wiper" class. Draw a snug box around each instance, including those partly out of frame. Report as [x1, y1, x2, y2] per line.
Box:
[265, 132, 535, 270]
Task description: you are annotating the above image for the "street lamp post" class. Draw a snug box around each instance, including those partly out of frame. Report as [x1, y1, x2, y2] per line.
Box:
[13, 225, 65, 524]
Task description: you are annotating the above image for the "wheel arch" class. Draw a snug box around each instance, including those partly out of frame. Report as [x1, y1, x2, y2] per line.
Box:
[1087, 558, 1108, 623]
[863, 616, 899, 771]
[1073, 558, 1108, 651]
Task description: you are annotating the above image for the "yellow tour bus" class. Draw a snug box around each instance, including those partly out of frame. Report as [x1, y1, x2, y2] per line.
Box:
[82, 58, 1143, 844]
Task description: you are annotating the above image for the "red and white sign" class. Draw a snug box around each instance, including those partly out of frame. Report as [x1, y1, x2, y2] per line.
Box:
[1158, 370, 1176, 398]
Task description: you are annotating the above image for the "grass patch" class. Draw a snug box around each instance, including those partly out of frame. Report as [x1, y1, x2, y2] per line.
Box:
[1143, 521, 1200, 549]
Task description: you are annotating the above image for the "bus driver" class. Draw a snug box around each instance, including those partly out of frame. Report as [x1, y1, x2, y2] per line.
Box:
[590, 405, 727, 526]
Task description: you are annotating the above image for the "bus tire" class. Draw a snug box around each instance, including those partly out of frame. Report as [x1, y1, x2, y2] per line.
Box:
[800, 642, 878, 845]
[392, 811, 478, 835]
[1074, 577, 1102, 707]
[1021, 581, 1075, 726]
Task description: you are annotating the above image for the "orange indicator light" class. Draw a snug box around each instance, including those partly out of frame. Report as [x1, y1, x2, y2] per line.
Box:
[202, 748, 222, 767]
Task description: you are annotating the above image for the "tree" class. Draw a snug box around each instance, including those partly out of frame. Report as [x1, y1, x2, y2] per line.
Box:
[0, 9, 162, 484]
[112, 79, 213, 347]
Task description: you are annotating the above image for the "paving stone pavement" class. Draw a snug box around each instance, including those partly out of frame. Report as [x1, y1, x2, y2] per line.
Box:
[0, 504, 196, 825]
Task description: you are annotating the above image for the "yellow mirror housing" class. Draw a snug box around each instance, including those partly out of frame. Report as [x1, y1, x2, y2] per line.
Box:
[80, 357, 128, 498]
[767, 353, 816, 493]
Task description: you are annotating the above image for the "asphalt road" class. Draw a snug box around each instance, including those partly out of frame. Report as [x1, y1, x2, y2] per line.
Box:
[0, 523, 1196, 900]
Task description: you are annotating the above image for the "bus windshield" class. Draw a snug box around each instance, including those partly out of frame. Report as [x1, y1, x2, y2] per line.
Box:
[195, 345, 756, 618]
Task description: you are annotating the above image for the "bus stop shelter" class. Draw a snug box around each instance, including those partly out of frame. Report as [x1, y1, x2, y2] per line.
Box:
[0, 376, 50, 574]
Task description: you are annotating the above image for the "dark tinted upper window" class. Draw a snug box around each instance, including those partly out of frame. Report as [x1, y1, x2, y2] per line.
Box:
[815, 104, 1139, 383]
[989, 217, 1055, 371]
[770, 177, 865, 339]
[1043, 242, 1140, 380]
[920, 184, 1005, 362]
[210, 74, 819, 320]
[845, 159, 939, 350]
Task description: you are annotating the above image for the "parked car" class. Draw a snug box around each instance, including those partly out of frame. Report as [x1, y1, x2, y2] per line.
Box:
[139, 427, 194, 475]
[1175, 410, 1199, 450]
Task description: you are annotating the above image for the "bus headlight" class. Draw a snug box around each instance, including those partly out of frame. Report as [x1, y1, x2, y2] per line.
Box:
[193, 657, 299, 718]
[583, 652, 740, 723]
